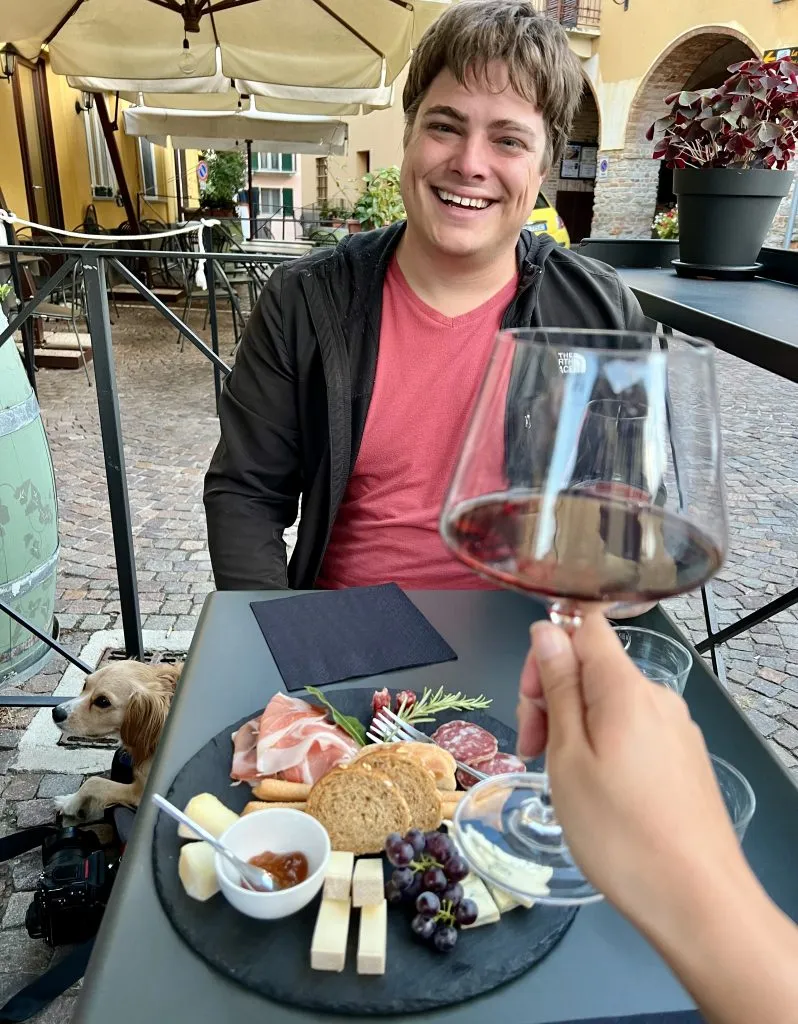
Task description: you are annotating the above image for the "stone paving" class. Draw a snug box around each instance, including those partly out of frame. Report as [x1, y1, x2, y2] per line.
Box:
[0, 302, 796, 1020]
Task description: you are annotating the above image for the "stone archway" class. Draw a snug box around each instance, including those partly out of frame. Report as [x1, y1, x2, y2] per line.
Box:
[542, 79, 600, 242]
[592, 27, 758, 238]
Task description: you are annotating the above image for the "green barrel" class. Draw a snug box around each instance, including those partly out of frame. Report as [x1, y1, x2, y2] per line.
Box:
[0, 313, 59, 685]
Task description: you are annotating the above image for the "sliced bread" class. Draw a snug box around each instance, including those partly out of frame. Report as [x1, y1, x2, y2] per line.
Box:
[306, 763, 411, 855]
[351, 749, 442, 832]
[356, 741, 457, 792]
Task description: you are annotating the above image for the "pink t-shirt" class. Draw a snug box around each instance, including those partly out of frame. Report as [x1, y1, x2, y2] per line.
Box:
[316, 258, 517, 590]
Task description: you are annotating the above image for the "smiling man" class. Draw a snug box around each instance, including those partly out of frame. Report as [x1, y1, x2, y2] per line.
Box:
[204, 0, 649, 591]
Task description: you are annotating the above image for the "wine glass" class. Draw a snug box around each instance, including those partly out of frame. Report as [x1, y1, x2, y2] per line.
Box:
[440, 328, 727, 904]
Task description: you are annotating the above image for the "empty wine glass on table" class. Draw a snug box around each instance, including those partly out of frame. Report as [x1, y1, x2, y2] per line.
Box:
[440, 328, 728, 905]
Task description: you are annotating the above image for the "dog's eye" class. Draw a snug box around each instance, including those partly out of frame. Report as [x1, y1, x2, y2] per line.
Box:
[93, 695, 112, 709]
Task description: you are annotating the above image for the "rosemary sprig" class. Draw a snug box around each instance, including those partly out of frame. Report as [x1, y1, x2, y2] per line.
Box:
[397, 686, 492, 725]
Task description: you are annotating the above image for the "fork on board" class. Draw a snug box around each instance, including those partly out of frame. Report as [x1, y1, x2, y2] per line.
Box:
[368, 706, 489, 782]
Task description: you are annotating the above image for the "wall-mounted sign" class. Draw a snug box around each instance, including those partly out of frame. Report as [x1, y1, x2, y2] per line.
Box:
[579, 145, 598, 179]
[764, 46, 798, 63]
[197, 160, 209, 182]
[598, 156, 610, 180]
[561, 143, 582, 180]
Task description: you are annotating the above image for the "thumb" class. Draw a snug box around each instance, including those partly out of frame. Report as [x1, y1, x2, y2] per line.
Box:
[531, 621, 584, 748]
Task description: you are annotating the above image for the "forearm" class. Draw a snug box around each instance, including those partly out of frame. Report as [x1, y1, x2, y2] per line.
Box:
[205, 492, 291, 590]
[639, 867, 798, 1024]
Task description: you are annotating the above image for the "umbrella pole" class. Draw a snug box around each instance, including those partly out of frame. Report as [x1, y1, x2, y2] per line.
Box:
[95, 93, 140, 234]
[247, 139, 255, 241]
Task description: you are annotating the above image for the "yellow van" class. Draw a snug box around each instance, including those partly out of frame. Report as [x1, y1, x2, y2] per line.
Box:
[527, 192, 570, 247]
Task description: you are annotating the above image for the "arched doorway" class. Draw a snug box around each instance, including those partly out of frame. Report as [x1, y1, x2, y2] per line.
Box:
[542, 80, 600, 242]
[592, 28, 757, 238]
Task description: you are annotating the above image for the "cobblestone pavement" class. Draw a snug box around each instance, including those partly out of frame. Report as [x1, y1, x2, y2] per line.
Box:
[0, 304, 796, 1020]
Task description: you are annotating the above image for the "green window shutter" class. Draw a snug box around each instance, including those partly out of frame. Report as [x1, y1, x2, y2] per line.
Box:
[281, 152, 293, 172]
[282, 188, 294, 215]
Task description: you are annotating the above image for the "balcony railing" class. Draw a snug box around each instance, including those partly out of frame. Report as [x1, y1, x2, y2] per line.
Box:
[541, 0, 602, 30]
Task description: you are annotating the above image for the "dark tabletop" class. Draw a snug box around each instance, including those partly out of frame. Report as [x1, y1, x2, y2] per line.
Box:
[618, 267, 798, 383]
[74, 591, 798, 1024]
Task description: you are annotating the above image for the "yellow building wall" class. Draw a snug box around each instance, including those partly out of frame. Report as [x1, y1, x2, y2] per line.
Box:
[0, 81, 29, 218]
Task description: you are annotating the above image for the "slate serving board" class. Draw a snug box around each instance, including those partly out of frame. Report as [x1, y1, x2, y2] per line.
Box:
[152, 688, 578, 1016]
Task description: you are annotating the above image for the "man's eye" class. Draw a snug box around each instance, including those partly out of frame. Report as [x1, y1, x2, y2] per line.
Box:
[93, 695, 111, 709]
[430, 123, 457, 134]
[498, 137, 525, 150]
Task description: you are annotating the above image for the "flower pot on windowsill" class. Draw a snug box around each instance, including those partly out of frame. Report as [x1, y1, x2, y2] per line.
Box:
[673, 167, 793, 276]
[346, 219, 363, 233]
[200, 206, 236, 219]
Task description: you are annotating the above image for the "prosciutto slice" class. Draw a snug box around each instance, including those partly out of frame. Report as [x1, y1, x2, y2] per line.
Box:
[230, 693, 358, 785]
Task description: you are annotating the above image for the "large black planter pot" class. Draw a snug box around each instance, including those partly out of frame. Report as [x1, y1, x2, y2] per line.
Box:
[674, 167, 793, 277]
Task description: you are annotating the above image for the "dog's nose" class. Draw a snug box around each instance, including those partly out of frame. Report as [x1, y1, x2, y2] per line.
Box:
[52, 704, 68, 724]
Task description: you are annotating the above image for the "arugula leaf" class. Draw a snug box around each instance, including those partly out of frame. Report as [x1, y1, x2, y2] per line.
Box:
[305, 686, 367, 747]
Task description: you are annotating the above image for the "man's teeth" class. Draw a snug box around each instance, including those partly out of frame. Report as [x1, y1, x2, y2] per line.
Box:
[435, 189, 490, 209]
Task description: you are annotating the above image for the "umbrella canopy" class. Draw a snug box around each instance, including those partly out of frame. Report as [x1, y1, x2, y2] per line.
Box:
[2, 0, 449, 89]
[122, 105, 348, 155]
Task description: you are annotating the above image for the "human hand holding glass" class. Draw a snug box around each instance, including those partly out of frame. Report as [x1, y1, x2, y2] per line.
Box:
[441, 329, 728, 904]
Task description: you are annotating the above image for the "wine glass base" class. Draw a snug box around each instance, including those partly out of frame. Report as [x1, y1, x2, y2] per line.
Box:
[453, 773, 604, 906]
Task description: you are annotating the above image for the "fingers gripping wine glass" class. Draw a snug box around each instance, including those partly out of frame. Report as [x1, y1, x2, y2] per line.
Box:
[440, 329, 728, 904]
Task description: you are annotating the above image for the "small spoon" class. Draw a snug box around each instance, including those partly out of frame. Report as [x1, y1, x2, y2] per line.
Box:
[152, 794, 278, 892]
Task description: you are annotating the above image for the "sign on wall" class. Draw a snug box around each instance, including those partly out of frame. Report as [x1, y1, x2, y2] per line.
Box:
[764, 47, 798, 63]
[196, 160, 209, 183]
[561, 143, 599, 181]
[598, 156, 610, 180]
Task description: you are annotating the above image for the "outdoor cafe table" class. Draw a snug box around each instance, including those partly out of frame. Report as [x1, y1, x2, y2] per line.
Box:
[74, 590, 798, 1024]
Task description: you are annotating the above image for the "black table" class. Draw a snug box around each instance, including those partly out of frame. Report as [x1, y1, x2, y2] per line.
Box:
[74, 591, 798, 1023]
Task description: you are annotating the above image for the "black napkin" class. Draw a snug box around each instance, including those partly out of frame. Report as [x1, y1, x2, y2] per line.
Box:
[250, 583, 457, 692]
[550, 1014, 701, 1024]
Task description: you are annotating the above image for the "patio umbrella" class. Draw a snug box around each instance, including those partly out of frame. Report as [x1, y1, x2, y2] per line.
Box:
[1, 0, 450, 89]
[122, 105, 348, 155]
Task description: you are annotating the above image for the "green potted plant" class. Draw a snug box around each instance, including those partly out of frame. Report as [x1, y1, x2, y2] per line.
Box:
[652, 207, 679, 239]
[352, 166, 406, 232]
[199, 149, 246, 218]
[648, 56, 798, 276]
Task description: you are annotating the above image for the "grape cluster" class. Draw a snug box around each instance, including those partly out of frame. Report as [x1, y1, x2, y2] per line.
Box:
[384, 829, 478, 952]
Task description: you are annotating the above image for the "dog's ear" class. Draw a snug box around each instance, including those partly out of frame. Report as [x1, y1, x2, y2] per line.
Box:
[119, 689, 171, 766]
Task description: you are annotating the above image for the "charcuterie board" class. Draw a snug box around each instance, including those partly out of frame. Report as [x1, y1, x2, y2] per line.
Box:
[152, 687, 578, 1015]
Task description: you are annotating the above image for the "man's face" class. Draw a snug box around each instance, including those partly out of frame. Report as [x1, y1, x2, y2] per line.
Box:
[401, 62, 547, 262]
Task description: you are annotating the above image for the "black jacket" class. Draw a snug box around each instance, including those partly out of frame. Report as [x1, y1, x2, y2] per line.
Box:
[204, 223, 649, 590]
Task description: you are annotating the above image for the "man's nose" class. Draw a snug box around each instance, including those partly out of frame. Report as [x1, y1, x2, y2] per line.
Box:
[52, 704, 69, 723]
[449, 135, 489, 182]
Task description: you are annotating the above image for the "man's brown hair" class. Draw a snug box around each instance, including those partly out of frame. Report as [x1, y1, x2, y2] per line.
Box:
[403, 0, 585, 173]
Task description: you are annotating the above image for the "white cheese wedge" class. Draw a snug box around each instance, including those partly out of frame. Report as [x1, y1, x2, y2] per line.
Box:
[487, 882, 534, 912]
[352, 857, 384, 908]
[178, 841, 220, 901]
[357, 900, 387, 975]
[324, 850, 355, 902]
[460, 873, 500, 928]
[310, 899, 351, 972]
[461, 824, 553, 898]
[177, 793, 239, 839]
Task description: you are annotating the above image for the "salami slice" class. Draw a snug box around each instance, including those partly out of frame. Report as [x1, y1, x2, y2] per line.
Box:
[456, 751, 527, 789]
[431, 720, 498, 766]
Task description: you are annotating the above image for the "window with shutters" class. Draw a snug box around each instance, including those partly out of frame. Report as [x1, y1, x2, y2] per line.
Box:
[543, 0, 601, 28]
[316, 158, 329, 204]
[252, 152, 296, 173]
[83, 107, 117, 199]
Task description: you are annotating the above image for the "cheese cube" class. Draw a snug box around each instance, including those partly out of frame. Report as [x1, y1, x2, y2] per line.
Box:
[310, 899, 351, 972]
[357, 900, 387, 975]
[177, 794, 239, 840]
[488, 882, 535, 912]
[352, 857, 384, 908]
[461, 873, 500, 928]
[323, 851, 355, 902]
[178, 842, 220, 901]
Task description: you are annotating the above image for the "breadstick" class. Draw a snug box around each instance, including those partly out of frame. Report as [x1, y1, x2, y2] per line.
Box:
[252, 779, 311, 801]
[243, 800, 307, 815]
[441, 792, 466, 809]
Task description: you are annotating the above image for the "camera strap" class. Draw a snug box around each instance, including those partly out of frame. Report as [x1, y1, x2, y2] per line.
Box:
[0, 940, 94, 1023]
[0, 826, 58, 864]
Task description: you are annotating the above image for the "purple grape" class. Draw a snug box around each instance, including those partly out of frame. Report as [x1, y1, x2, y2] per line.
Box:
[411, 914, 437, 941]
[442, 882, 464, 905]
[385, 832, 403, 851]
[444, 854, 469, 882]
[405, 828, 426, 856]
[415, 891, 441, 918]
[392, 867, 415, 891]
[454, 898, 478, 926]
[424, 831, 453, 862]
[404, 873, 423, 900]
[386, 840, 415, 868]
[421, 867, 447, 894]
[385, 881, 403, 905]
[433, 924, 459, 952]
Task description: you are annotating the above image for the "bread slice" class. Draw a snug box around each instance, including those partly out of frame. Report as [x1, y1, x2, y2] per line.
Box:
[356, 742, 457, 792]
[351, 750, 442, 833]
[307, 763, 411, 855]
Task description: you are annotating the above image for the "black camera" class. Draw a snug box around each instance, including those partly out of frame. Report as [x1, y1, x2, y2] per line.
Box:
[25, 827, 119, 947]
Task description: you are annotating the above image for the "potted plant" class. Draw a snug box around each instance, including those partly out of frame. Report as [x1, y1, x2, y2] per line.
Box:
[648, 56, 798, 276]
[352, 166, 406, 231]
[199, 149, 246, 218]
[652, 206, 679, 240]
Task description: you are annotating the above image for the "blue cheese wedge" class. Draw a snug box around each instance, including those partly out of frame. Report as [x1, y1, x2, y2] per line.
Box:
[310, 899, 351, 972]
[357, 900, 387, 975]
[460, 873, 500, 928]
[487, 882, 535, 912]
[461, 824, 553, 898]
